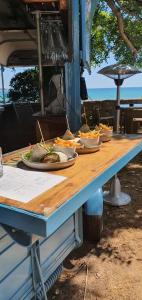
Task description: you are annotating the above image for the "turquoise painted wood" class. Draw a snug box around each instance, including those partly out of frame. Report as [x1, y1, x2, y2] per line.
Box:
[0, 215, 78, 300]
[84, 188, 103, 216]
[65, 0, 81, 132]
[80, 0, 98, 71]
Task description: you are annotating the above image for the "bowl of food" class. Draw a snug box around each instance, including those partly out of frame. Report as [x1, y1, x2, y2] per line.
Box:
[95, 124, 113, 142]
[53, 137, 79, 159]
[78, 131, 100, 148]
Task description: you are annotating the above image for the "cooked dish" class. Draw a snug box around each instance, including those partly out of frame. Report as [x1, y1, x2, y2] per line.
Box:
[54, 137, 79, 148]
[95, 123, 113, 142]
[24, 143, 68, 163]
[95, 123, 112, 132]
[78, 131, 100, 138]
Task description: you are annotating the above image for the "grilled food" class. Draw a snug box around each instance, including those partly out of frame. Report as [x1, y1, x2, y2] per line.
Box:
[25, 143, 68, 163]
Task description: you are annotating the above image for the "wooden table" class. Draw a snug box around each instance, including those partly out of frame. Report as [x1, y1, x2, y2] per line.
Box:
[0, 135, 142, 300]
[1, 135, 142, 238]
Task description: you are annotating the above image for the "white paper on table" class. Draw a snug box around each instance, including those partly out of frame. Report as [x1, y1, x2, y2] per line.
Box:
[0, 166, 66, 203]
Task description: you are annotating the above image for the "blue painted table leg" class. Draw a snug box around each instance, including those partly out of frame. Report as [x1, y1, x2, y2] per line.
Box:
[83, 188, 103, 242]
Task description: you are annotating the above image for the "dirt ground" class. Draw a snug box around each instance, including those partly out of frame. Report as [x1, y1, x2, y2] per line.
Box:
[49, 152, 142, 300]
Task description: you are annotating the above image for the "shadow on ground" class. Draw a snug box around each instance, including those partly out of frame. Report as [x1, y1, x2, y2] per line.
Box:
[48, 153, 142, 300]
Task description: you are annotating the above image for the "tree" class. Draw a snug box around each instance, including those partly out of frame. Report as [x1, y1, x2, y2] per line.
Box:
[91, 0, 142, 67]
[8, 68, 39, 103]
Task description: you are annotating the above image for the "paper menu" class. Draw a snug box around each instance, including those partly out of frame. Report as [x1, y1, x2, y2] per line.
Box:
[0, 166, 66, 203]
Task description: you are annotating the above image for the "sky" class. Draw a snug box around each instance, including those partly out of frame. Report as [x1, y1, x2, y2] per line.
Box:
[84, 55, 142, 89]
[0, 55, 142, 89]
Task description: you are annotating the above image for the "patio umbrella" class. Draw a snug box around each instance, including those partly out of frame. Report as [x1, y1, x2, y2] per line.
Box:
[98, 64, 142, 206]
[98, 64, 142, 133]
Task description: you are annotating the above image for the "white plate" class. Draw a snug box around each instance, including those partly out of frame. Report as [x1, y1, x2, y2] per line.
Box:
[22, 153, 78, 170]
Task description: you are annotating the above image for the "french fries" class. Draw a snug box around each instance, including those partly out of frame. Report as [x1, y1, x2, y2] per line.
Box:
[95, 123, 112, 131]
[78, 131, 100, 138]
[54, 137, 79, 148]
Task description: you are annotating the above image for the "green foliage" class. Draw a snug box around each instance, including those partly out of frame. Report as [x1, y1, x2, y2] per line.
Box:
[91, 0, 142, 67]
[8, 68, 39, 103]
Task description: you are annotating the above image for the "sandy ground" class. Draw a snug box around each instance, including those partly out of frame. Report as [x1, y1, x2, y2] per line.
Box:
[49, 152, 142, 300]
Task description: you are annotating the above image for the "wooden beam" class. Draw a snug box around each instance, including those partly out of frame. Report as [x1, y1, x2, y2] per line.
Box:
[22, 0, 58, 3]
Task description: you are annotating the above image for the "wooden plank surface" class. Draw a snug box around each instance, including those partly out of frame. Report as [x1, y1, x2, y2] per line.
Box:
[1, 136, 142, 216]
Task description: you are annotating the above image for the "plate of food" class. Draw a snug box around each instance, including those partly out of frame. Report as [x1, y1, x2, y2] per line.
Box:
[95, 123, 113, 142]
[53, 137, 80, 158]
[22, 143, 78, 170]
[76, 144, 101, 154]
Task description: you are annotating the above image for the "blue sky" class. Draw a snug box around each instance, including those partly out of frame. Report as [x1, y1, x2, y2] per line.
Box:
[84, 55, 142, 89]
[1, 55, 142, 89]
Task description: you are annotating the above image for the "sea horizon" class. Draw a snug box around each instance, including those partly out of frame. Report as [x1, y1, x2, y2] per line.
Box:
[0, 86, 142, 103]
[88, 86, 142, 89]
[87, 86, 142, 101]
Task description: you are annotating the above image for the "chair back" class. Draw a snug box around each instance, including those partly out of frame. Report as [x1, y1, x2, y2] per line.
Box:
[13, 102, 34, 126]
[82, 100, 115, 128]
[99, 100, 115, 117]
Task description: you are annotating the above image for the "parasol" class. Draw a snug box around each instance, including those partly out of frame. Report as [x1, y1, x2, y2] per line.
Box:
[98, 64, 142, 206]
[98, 64, 142, 133]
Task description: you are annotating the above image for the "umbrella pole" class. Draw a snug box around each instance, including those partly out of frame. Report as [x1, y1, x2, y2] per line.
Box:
[116, 84, 120, 133]
[104, 76, 131, 206]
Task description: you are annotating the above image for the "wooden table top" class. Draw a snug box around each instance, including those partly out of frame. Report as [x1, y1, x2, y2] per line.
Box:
[1, 135, 142, 217]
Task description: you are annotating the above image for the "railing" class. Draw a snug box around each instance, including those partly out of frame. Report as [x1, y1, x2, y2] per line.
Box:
[84, 99, 142, 105]
[120, 99, 142, 105]
[82, 99, 142, 133]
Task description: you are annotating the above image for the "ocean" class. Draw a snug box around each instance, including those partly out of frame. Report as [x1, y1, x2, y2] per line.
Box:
[0, 87, 142, 103]
[87, 87, 142, 101]
[0, 89, 9, 103]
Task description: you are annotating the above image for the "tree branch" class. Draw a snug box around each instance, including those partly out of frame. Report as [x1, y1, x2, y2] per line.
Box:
[106, 0, 138, 57]
[115, 0, 142, 19]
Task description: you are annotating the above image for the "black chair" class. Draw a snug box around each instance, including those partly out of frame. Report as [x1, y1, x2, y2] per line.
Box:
[124, 108, 142, 133]
[98, 101, 115, 127]
[13, 102, 36, 145]
[83, 101, 115, 129]
[13, 102, 34, 126]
